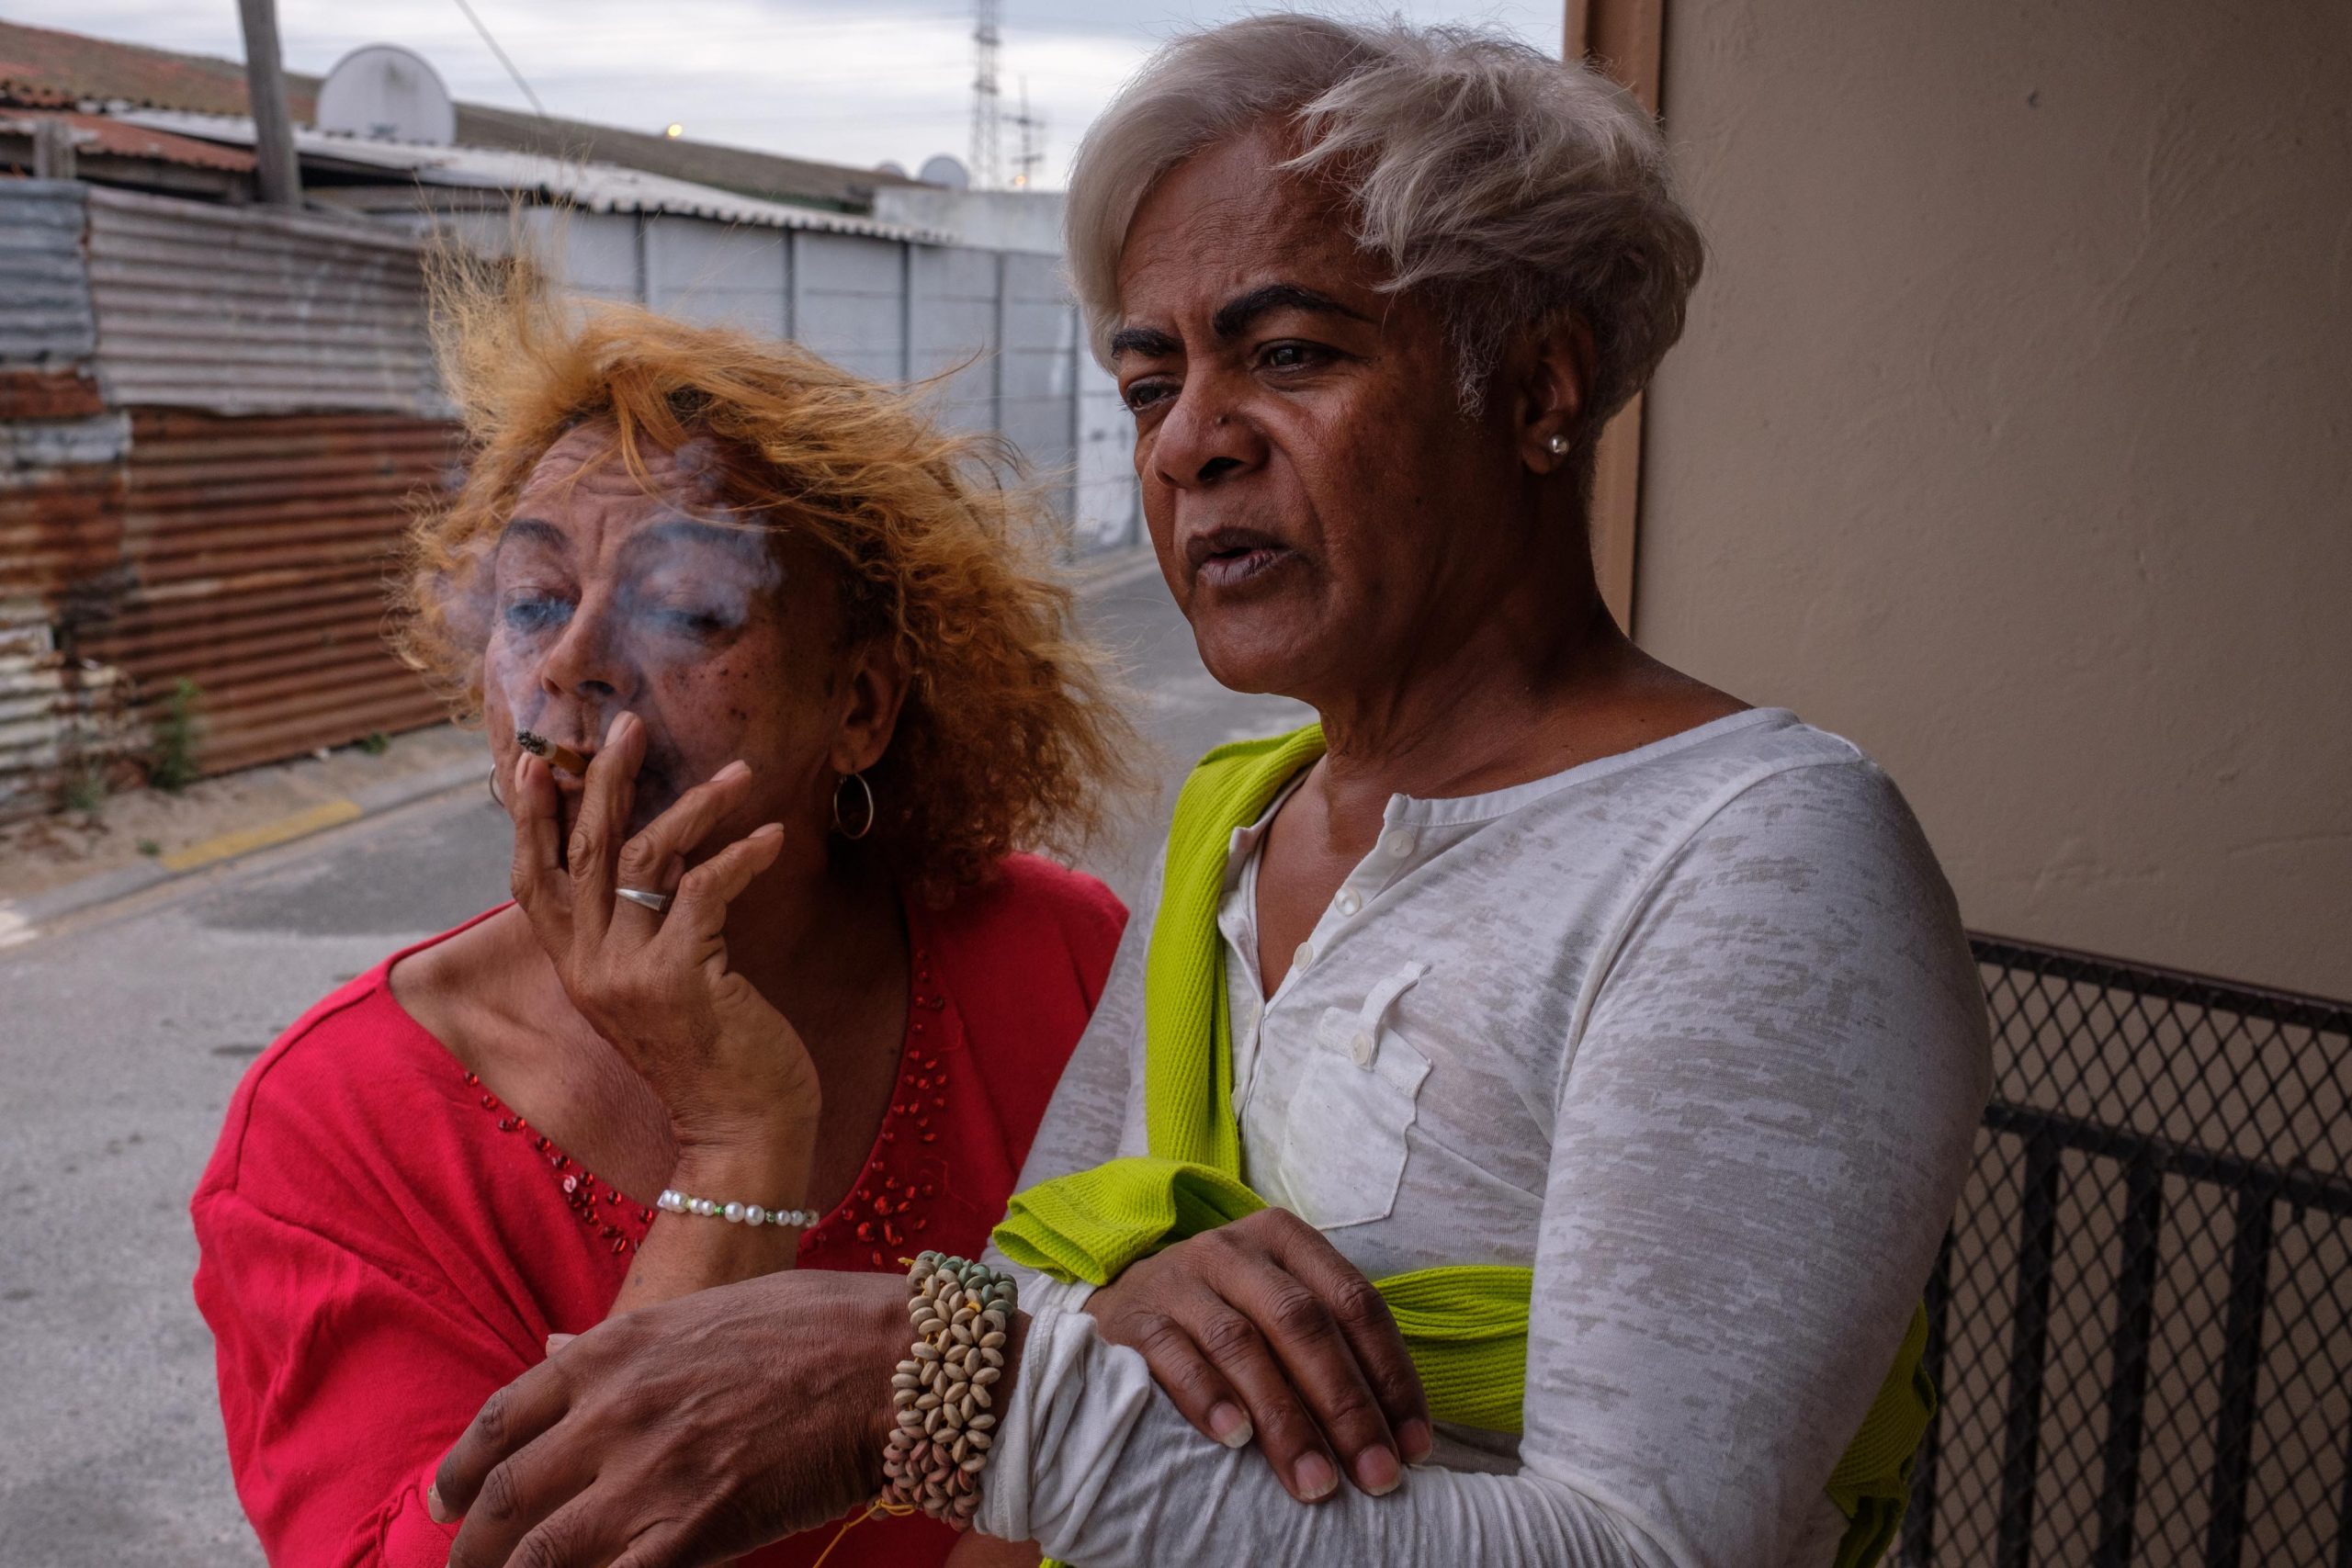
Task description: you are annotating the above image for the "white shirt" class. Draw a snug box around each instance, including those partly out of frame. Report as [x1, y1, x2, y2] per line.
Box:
[978, 708, 1992, 1567]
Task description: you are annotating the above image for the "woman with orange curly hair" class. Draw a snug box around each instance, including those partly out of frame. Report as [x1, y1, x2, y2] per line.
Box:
[190, 265, 1134, 1568]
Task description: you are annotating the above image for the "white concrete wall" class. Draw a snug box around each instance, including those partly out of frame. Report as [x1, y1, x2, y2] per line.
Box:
[418, 205, 1137, 546]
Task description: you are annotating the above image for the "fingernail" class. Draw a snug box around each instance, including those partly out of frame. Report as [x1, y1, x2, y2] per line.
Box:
[605, 710, 636, 743]
[715, 759, 751, 783]
[1354, 1445, 1401, 1496]
[546, 1333, 575, 1353]
[1208, 1402, 1252, 1449]
[1398, 1417, 1433, 1464]
[752, 821, 784, 840]
[426, 1481, 453, 1525]
[1294, 1452, 1338, 1501]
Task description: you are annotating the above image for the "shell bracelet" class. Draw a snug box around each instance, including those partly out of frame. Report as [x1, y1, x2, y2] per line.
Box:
[880, 1251, 1016, 1529]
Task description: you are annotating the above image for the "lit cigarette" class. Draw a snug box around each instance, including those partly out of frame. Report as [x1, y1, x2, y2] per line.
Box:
[514, 728, 589, 775]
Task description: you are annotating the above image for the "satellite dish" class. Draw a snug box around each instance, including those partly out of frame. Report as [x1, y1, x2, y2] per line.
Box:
[317, 44, 457, 145]
[918, 153, 971, 191]
[876, 159, 909, 177]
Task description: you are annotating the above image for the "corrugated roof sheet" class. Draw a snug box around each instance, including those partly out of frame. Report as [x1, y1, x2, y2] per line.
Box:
[114, 109, 947, 242]
[0, 107, 255, 171]
[0, 17, 922, 212]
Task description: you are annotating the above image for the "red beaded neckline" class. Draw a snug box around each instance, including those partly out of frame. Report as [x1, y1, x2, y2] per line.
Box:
[845, 947, 953, 1268]
[460, 943, 957, 1266]
[464, 1072, 652, 1255]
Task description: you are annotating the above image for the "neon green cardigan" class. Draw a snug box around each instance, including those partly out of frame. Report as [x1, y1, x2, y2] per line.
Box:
[994, 726, 1932, 1567]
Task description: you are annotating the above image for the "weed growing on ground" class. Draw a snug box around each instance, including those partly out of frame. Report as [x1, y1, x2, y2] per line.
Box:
[149, 679, 204, 794]
[62, 769, 107, 814]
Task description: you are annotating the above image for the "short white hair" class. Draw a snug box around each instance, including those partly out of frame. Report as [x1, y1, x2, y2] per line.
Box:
[1066, 14, 1704, 423]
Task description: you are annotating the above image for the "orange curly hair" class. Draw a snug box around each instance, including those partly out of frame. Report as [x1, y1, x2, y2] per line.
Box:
[393, 252, 1139, 902]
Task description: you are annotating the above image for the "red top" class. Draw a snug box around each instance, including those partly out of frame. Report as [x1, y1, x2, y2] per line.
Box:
[192, 855, 1125, 1568]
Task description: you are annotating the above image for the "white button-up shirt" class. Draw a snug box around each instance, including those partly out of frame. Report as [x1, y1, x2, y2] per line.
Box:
[982, 709, 1991, 1567]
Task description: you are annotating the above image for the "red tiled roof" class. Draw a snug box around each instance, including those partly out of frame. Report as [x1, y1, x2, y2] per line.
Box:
[0, 107, 256, 171]
[0, 17, 314, 118]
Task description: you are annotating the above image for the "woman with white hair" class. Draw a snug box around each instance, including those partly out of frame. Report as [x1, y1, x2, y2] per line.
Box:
[424, 17, 1990, 1568]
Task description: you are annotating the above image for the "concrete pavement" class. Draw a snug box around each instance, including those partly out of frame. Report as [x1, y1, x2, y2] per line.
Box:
[0, 560, 1305, 1568]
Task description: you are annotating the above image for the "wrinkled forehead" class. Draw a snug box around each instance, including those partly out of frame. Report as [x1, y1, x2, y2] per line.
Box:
[494, 422, 790, 589]
[514, 422, 735, 512]
[1114, 126, 1372, 319]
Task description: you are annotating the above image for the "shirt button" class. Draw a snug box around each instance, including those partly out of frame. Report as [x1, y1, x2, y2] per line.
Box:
[1293, 941, 1315, 974]
[1381, 829, 1418, 860]
[1335, 890, 1363, 917]
[1351, 1030, 1376, 1066]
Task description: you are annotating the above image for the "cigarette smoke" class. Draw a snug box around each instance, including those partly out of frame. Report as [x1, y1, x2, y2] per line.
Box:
[435, 434, 791, 834]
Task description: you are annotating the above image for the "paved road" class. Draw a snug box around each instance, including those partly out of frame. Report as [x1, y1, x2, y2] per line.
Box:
[0, 561, 1305, 1568]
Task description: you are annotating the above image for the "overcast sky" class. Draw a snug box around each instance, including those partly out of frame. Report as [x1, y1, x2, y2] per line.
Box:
[17, 1, 1564, 186]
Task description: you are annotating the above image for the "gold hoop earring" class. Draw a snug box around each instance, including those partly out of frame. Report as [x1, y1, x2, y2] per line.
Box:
[831, 771, 876, 840]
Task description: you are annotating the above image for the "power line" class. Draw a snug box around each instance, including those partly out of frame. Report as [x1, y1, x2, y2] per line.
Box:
[448, 0, 548, 117]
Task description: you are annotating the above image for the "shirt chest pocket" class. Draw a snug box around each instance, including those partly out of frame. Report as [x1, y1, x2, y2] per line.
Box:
[1272, 964, 1431, 1231]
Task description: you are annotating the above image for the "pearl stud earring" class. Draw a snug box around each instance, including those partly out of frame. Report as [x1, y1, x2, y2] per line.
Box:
[1544, 433, 1571, 456]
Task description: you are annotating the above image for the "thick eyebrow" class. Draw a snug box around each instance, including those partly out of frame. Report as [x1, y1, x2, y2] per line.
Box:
[1210, 282, 1371, 341]
[1109, 283, 1372, 365]
[1108, 323, 1182, 361]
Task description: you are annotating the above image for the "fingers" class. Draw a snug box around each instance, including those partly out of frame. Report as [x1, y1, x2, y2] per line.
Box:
[661, 823, 786, 957]
[1261, 1216, 1432, 1466]
[450, 1486, 615, 1568]
[567, 712, 646, 951]
[1220, 1217, 1404, 1495]
[612, 758, 754, 918]
[432, 1359, 573, 1526]
[1180, 1288, 1344, 1503]
[507, 752, 572, 955]
[1124, 1296, 1258, 1453]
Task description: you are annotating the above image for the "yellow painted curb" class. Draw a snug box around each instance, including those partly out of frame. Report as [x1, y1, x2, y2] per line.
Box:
[159, 798, 366, 874]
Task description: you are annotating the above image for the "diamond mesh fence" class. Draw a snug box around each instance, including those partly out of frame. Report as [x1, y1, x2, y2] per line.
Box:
[1898, 938, 2352, 1567]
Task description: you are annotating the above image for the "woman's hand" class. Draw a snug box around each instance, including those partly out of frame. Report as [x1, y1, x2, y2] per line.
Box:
[432, 1269, 924, 1568]
[1083, 1207, 1430, 1504]
[505, 710, 820, 1149]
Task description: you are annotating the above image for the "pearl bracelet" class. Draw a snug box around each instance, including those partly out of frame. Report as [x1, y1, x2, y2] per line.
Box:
[880, 1252, 1016, 1529]
[654, 1188, 820, 1229]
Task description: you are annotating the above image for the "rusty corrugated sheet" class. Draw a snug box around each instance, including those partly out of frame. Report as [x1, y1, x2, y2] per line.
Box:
[67, 409, 462, 777]
[0, 178, 131, 819]
[0, 416, 133, 821]
[85, 185, 446, 418]
[0, 108, 258, 171]
[2, 184, 466, 815]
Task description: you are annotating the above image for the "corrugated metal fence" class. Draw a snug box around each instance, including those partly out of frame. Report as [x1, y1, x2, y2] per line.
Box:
[2, 181, 129, 819]
[0, 179, 1135, 819]
[3, 181, 459, 819]
[85, 186, 443, 417]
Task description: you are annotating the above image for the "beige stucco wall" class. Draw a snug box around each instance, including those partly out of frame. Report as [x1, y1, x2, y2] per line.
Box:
[1636, 0, 2351, 998]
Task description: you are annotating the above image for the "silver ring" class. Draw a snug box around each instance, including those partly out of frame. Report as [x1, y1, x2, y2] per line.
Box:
[616, 886, 672, 914]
